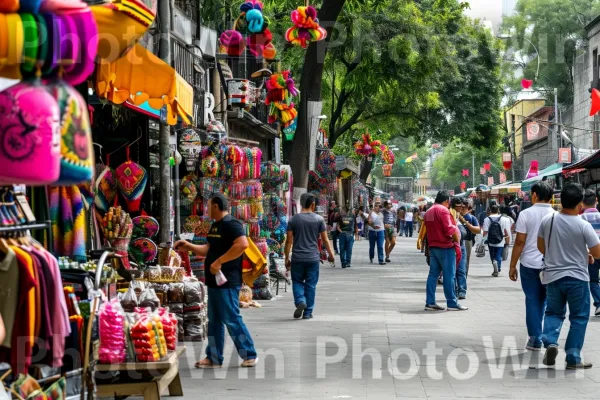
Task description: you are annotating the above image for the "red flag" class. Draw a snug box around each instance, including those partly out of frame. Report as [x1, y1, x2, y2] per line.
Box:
[483, 162, 491, 171]
[462, 169, 469, 177]
[526, 160, 539, 179]
[591, 88, 600, 116]
[521, 79, 533, 89]
[460, 182, 467, 190]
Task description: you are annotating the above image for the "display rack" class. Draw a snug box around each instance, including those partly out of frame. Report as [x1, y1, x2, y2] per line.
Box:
[0, 220, 53, 252]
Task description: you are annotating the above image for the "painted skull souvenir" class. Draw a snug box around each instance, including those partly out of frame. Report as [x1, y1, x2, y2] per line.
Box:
[0, 81, 61, 185]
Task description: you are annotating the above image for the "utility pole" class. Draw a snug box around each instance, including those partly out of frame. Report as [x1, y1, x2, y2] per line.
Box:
[552, 88, 558, 152]
[472, 153, 475, 188]
[158, 0, 171, 244]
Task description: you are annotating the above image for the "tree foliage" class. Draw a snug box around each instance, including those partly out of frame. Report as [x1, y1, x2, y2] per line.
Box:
[502, 0, 600, 104]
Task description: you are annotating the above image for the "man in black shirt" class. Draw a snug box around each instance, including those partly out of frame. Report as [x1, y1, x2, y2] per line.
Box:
[174, 193, 257, 369]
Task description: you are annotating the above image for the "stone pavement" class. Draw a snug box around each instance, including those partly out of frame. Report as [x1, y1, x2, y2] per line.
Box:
[177, 237, 600, 399]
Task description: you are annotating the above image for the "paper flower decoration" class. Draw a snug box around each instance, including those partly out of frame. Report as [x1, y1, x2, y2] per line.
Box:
[265, 70, 299, 104]
[200, 156, 219, 177]
[247, 28, 273, 57]
[285, 6, 327, 48]
[383, 149, 395, 164]
[220, 30, 245, 56]
[354, 133, 382, 157]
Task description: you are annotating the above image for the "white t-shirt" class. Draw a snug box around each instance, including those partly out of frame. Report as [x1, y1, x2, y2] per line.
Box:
[368, 211, 384, 231]
[405, 212, 414, 222]
[483, 214, 512, 247]
[514, 203, 554, 269]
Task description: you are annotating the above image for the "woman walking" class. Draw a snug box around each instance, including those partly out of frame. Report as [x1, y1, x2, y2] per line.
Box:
[368, 202, 386, 265]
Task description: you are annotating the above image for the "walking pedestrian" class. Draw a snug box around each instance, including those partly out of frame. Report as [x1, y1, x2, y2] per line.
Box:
[355, 206, 366, 240]
[174, 193, 258, 368]
[368, 202, 386, 265]
[397, 207, 406, 237]
[285, 193, 335, 320]
[405, 207, 414, 237]
[337, 207, 358, 268]
[483, 204, 512, 276]
[580, 189, 600, 316]
[424, 190, 467, 311]
[460, 200, 480, 276]
[456, 199, 481, 300]
[328, 201, 339, 255]
[382, 201, 397, 262]
[508, 182, 554, 351]
[537, 183, 600, 368]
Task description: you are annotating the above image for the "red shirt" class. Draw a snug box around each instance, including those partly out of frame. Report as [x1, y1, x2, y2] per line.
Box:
[424, 203, 456, 249]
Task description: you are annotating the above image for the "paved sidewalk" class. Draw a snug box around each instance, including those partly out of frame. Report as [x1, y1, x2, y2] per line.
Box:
[178, 237, 600, 399]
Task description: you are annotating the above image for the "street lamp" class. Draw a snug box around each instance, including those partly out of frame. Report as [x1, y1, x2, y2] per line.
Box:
[497, 33, 540, 83]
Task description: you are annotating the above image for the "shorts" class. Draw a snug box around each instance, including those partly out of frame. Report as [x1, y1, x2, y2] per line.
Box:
[385, 227, 397, 239]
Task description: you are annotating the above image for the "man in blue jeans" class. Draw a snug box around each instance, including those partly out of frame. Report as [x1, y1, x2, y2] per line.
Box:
[483, 204, 512, 276]
[508, 181, 554, 351]
[423, 190, 467, 311]
[285, 193, 335, 319]
[337, 207, 358, 268]
[580, 189, 600, 316]
[368, 203, 386, 265]
[174, 193, 258, 369]
[537, 183, 600, 369]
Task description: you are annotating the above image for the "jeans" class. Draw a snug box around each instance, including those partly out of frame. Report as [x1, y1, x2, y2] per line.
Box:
[488, 245, 503, 271]
[368, 230, 385, 262]
[206, 287, 257, 365]
[291, 261, 320, 315]
[588, 261, 600, 308]
[331, 230, 339, 253]
[404, 221, 414, 237]
[398, 220, 405, 236]
[456, 244, 467, 297]
[338, 232, 355, 266]
[426, 247, 459, 308]
[465, 240, 473, 275]
[520, 264, 546, 346]
[543, 277, 590, 365]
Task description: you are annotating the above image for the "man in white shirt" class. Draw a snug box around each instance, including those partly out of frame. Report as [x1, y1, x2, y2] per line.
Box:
[483, 204, 512, 276]
[404, 209, 414, 237]
[368, 203, 386, 265]
[508, 182, 554, 351]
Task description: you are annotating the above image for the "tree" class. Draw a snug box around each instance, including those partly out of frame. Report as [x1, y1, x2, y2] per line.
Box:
[502, 0, 600, 104]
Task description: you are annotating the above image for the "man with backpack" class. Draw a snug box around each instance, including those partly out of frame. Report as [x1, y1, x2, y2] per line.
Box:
[483, 204, 512, 277]
[174, 193, 258, 369]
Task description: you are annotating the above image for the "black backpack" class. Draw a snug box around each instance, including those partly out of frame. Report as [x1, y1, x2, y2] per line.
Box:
[487, 217, 504, 245]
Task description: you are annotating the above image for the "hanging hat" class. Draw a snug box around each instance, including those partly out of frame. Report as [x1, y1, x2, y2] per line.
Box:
[0, 80, 61, 185]
[50, 81, 94, 184]
[94, 164, 116, 213]
[115, 148, 148, 212]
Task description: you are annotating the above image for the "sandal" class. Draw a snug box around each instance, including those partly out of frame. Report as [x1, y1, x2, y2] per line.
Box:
[240, 358, 258, 368]
[195, 358, 222, 369]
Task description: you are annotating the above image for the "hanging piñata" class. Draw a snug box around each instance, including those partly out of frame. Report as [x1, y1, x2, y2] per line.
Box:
[285, 5, 327, 48]
[354, 132, 382, 157]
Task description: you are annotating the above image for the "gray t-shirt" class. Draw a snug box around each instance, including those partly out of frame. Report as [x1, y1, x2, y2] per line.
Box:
[288, 212, 327, 263]
[339, 214, 356, 233]
[538, 212, 600, 284]
[382, 209, 396, 226]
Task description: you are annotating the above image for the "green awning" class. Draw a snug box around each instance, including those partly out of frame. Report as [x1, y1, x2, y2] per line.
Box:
[521, 163, 563, 192]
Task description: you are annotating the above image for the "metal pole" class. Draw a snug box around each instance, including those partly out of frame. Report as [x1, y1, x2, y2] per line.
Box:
[553, 88, 558, 152]
[158, 0, 171, 243]
[472, 153, 475, 188]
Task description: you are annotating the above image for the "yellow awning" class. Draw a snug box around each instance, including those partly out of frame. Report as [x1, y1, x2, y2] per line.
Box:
[95, 44, 193, 125]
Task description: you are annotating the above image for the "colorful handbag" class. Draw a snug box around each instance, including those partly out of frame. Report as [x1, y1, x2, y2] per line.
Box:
[50, 80, 94, 184]
[0, 80, 61, 185]
[94, 162, 117, 213]
[115, 149, 148, 212]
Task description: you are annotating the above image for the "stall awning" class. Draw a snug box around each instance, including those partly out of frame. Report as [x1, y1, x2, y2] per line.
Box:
[521, 163, 563, 192]
[490, 182, 522, 195]
[95, 44, 193, 125]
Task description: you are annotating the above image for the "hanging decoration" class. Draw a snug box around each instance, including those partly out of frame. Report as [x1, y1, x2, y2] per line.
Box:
[354, 132, 382, 157]
[526, 160, 539, 179]
[265, 71, 299, 139]
[521, 79, 533, 89]
[179, 129, 202, 172]
[502, 152, 512, 171]
[460, 182, 467, 190]
[480, 167, 486, 175]
[380, 145, 395, 165]
[591, 88, 600, 117]
[499, 172, 507, 184]
[316, 150, 336, 181]
[220, 30, 246, 56]
[488, 176, 494, 186]
[285, 5, 327, 48]
[114, 148, 148, 213]
[462, 169, 469, 177]
[483, 162, 491, 171]
[382, 164, 392, 177]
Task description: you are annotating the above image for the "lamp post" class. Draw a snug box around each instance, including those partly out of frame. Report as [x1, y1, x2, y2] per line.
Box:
[497, 33, 540, 83]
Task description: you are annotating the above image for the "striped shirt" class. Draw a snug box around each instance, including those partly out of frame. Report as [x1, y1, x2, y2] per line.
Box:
[581, 208, 600, 239]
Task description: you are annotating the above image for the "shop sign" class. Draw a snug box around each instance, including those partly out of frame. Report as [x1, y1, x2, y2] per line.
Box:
[203, 91, 215, 126]
[559, 148, 571, 163]
[527, 122, 540, 141]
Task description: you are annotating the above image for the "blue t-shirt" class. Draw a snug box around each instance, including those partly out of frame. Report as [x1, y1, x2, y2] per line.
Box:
[462, 213, 479, 242]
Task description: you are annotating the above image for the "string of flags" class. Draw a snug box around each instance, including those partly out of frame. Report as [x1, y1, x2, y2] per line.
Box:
[399, 153, 418, 164]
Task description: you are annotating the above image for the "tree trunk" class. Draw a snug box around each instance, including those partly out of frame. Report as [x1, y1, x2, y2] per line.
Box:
[359, 158, 373, 183]
[290, 0, 346, 191]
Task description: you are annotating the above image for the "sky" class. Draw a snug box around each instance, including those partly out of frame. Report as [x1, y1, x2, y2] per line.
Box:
[463, 0, 510, 34]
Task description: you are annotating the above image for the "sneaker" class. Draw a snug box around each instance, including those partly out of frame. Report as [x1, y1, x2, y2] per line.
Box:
[346, 264, 351, 268]
[566, 362, 593, 369]
[294, 303, 307, 319]
[241, 358, 259, 368]
[458, 295, 466, 300]
[341, 264, 347, 269]
[447, 305, 468, 311]
[492, 260, 499, 276]
[302, 314, 313, 320]
[543, 345, 559, 366]
[379, 262, 386, 265]
[370, 259, 373, 264]
[385, 257, 391, 263]
[424, 304, 446, 311]
[526, 339, 542, 351]
[595, 306, 600, 316]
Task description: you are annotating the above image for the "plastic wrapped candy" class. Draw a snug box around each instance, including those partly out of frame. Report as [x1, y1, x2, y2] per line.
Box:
[184, 281, 203, 304]
[168, 283, 185, 304]
[146, 266, 161, 281]
[120, 285, 139, 312]
[159, 308, 178, 351]
[130, 315, 160, 362]
[139, 288, 160, 310]
[98, 299, 126, 364]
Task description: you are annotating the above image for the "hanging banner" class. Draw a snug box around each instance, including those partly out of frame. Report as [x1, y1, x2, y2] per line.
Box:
[559, 148, 572, 163]
[526, 160, 539, 179]
[462, 169, 469, 177]
[502, 152, 511, 162]
[488, 176, 494, 186]
[483, 162, 491, 171]
[499, 172, 506, 183]
[527, 122, 540, 141]
[480, 167, 486, 175]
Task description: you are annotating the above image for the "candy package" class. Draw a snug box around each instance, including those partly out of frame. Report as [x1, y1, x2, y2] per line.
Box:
[139, 288, 160, 310]
[184, 281, 203, 304]
[130, 315, 160, 362]
[146, 266, 161, 281]
[159, 308, 178, 351]
[121, 285, 139, 312]
[98, 299, 126, 364]
[168, 283, 185, 303]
